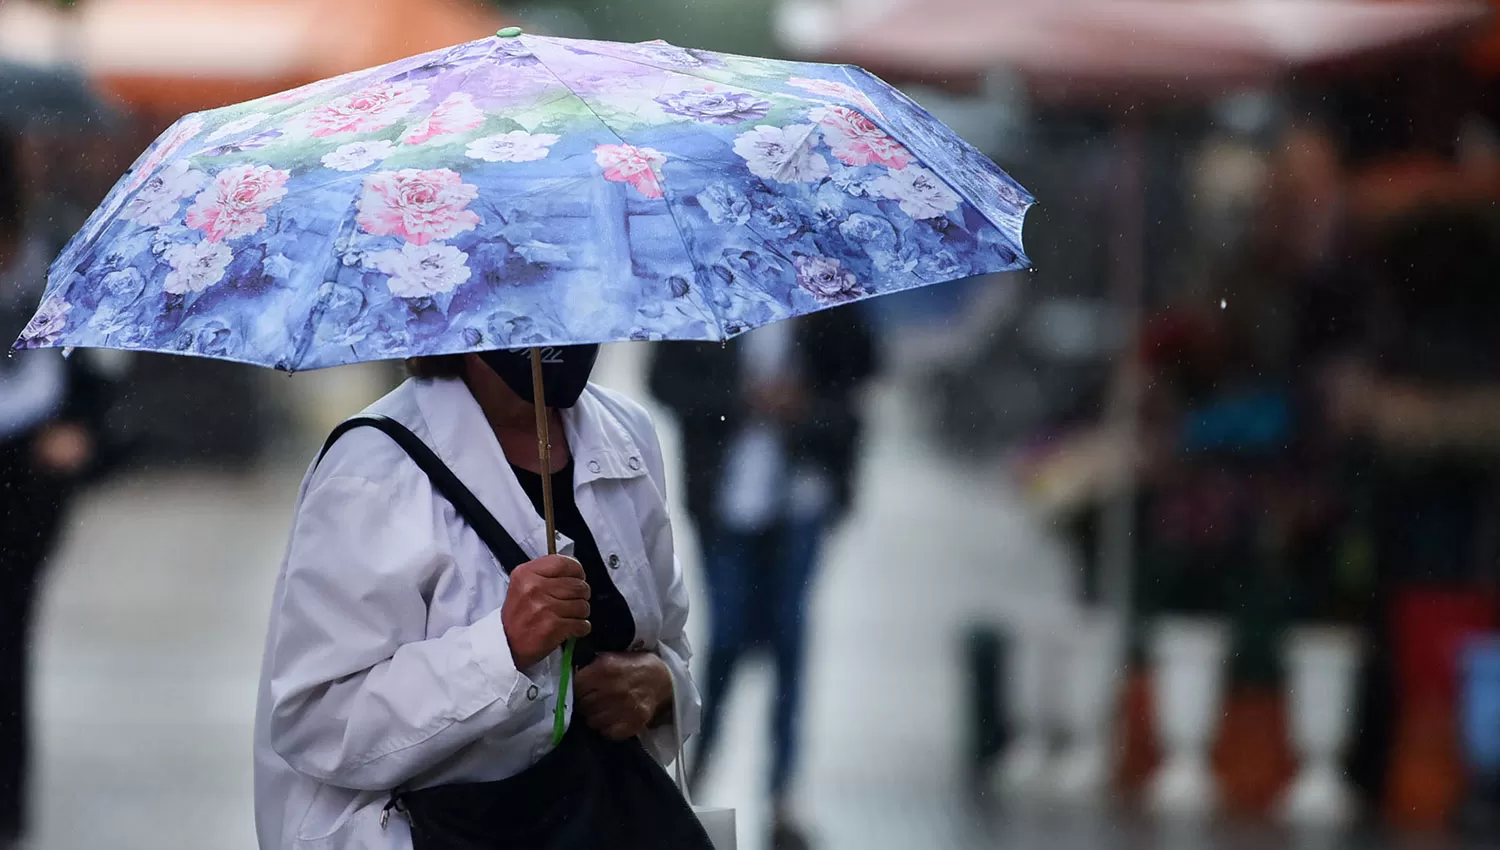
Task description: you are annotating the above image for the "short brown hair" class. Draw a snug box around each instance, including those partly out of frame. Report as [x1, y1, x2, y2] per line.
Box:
[405, 354, 467, 379]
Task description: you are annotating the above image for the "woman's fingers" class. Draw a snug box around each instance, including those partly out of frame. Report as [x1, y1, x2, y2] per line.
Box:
[573, 664, 605, 695]
[544, 577, 591, 601]
[558, 617, 592, 641]
[527, 554, 585, 579]
[548, 598, 591, 621]
[576, 680, 618, 707]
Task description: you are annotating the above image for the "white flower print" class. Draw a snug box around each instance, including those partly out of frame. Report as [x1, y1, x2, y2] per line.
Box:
[466, 131, 561, 163]
[794, 254, 862, 302]
[321, 140, 397, 172]
[870, 165, 962, 219]
[731, 125, 829, 184]
[163, 240, 233, 294]
[19, 297, 71, 346]
[121, 161, 205, 227]
[369, 242, 472, 298]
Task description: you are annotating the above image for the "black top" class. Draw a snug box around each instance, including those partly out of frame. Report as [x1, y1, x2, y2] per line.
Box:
[647, 309, 877, 530]
[510, 462, 634, 668]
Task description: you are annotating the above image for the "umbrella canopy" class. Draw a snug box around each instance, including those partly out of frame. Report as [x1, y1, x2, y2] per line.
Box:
[13, 32, 1032, 371]
[824, 0, 1488, 96]
[0, 0, 509, 116]
[0, 59, 122, 132]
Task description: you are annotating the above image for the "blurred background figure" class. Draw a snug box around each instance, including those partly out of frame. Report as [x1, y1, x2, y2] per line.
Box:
[0, 127, 110, 850]
[649, 308, 876, 850]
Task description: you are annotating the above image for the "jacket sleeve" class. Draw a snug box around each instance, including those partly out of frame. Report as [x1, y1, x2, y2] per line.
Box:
[266, 473, 543, 791]
[633, 413, 702, 767]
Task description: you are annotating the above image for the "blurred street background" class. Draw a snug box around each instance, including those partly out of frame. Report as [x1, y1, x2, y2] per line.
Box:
[9, 0, 1500, 848]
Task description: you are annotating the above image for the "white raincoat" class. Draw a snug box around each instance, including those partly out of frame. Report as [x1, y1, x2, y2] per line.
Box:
[253, 376, 699, 850]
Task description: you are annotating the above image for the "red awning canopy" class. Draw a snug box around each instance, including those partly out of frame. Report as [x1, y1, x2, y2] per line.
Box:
[0, 0, 510, 117]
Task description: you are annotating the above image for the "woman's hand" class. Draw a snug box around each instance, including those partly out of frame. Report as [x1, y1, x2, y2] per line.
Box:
[573, 652, 673, 741]
[502, 555, 592, 671]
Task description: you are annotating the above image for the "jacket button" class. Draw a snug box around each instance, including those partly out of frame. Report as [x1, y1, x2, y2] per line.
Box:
[628, 457, 642, 471]
[607, 553, 620, 569]
[526, 684, 539, 701]
[588, 460, 602, 474]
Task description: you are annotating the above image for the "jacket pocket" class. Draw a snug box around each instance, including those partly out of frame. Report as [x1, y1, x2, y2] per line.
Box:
[295, 786, 388, 848]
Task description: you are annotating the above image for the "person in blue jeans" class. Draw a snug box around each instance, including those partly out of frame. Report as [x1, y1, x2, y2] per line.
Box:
[649, 307, 875, 850]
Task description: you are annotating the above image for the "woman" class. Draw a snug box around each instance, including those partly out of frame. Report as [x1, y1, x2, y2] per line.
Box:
[253, 345, 709, 850]
[0, 128, 97, 850]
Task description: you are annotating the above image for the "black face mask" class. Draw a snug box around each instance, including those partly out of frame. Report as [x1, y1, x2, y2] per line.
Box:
[479, 345, 600, 408]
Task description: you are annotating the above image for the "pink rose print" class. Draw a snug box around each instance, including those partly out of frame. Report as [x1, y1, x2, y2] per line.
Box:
[303, 82, 429, 138]
[400, 92, 486, 145]
[594, 144, 668, 199]
[123, 114, 205, 194]
[788, 77, 884, 119]
[813, 106, 910, 169]
[185, 164, 291, 242]
[356, 168, 481, 245]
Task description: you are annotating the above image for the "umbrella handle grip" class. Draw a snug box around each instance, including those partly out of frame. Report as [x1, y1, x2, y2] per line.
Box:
[554, 640, 576, 745]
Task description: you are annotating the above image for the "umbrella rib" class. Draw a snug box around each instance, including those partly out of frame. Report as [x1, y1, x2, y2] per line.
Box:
[527, 40, 728, 341]
[541, 47, 852, 117]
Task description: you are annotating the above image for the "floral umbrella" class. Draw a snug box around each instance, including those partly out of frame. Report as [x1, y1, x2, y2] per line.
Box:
[11, 29, 1033, 741]
[13, 30, 1030, 370]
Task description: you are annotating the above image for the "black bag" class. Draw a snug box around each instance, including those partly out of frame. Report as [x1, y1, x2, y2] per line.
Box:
[320, 415, 713, 850]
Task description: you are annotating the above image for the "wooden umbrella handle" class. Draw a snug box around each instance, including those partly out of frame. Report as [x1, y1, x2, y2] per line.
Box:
[531, 347, 575, 745]
[530, 346, 557, 554]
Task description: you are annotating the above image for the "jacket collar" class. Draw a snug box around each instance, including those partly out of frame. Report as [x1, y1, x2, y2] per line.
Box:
[560, 386, 647, 486]
[410, 378, 645, 560]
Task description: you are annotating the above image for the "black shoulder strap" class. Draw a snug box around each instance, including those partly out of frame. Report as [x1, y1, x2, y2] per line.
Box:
[318, 414, 531, 575]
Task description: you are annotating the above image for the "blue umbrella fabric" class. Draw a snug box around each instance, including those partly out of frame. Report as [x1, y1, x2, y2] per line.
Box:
[14, 32, 1032, 371]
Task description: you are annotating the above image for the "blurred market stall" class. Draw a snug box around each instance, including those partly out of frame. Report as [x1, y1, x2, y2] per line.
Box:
[796, 0, 1495, 830]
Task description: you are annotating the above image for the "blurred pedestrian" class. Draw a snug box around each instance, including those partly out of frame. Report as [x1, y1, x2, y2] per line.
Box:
[254, 348, 712, 850]
[650, 308, 876, 849]
[0, 129, 98, 849]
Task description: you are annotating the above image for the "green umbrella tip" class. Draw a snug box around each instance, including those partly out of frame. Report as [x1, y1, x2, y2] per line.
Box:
[496, 26, 523, 38]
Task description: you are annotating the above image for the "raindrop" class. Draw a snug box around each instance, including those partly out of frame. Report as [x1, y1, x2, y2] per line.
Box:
[719, 415, 726, 422]
[1220, 299, 1227, 310]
